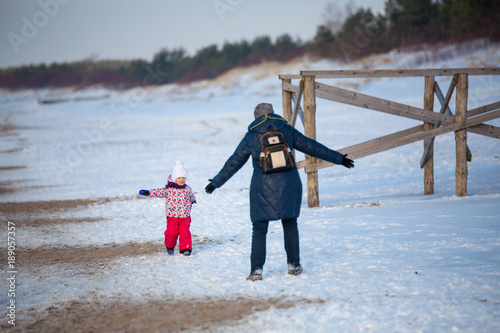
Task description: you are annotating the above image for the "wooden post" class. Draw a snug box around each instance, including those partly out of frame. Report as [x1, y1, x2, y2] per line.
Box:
[423, 76, 435, 195]
[303, 75, 319, 208]
[282, 78, 293, 123]
[456, 73, 468, 196]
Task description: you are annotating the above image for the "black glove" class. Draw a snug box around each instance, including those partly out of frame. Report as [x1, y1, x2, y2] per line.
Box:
[341, 154, 354, 169]
[205, 181, 216, 194]
[139, 189, 150, 196]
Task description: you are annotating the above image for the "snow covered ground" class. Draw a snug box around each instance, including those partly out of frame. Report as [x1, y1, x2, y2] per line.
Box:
[1, 40, 500, 331]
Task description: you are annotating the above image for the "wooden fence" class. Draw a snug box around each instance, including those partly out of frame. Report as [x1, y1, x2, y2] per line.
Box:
[279, 68, 500, 207]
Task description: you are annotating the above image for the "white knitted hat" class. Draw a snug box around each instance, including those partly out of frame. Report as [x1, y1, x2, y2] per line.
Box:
[171, 160, 188, 180]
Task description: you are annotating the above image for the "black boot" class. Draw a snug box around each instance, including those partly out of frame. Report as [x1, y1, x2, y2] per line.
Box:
[246, 268, 263, 281]
[288, 263, 302, 275]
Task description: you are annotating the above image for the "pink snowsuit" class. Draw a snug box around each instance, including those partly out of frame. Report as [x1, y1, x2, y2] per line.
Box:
[149, 175, 196, 252]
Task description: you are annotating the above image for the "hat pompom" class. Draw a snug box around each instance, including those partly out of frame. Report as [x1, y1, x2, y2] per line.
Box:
[171, 160, 188, 180]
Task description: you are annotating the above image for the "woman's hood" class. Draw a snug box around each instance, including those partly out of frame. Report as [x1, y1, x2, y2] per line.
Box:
[248, 114, 288, 133]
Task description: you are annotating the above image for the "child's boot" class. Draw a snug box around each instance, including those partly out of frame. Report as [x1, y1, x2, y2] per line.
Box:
[166, 247, 174, 255]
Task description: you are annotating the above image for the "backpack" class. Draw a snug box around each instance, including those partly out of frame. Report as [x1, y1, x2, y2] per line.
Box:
[259, 132, 295, 174]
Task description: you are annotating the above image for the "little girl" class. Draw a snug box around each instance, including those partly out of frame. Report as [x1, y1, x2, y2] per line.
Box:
[139, 160, 196, 256]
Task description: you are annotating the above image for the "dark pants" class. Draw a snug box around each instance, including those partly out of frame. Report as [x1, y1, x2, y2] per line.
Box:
[250, 218, 300, 272]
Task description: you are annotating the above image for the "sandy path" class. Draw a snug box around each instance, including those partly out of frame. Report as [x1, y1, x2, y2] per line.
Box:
[13, 297, 301, 332]
[0, 194, 305, 332]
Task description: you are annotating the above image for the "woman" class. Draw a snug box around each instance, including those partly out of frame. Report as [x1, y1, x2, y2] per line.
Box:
[205, 103, 354, 281]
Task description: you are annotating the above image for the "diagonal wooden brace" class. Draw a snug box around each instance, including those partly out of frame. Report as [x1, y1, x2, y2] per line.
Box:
[420, 75, 458, 168]
[434, 79, 472, 162]
[291, 80, 305, 127]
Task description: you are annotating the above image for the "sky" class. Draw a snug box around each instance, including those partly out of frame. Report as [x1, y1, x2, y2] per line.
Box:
[0, 0, 386, 69]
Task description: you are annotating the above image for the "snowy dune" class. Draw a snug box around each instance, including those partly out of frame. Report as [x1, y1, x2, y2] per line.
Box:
[1, 40, 500, 331]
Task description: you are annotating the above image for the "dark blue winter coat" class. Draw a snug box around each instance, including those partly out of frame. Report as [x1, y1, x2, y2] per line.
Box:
[211, 114, 344, 223]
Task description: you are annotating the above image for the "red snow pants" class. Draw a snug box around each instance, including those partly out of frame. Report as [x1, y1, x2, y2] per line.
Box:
[164, 216, 192, 252]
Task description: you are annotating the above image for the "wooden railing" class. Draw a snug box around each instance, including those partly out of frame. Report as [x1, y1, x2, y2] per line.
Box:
[280, 68, 500, 207]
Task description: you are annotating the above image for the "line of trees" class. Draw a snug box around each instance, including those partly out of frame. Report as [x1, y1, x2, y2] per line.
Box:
[312, 0, 500, 60]
[149, 34, 304, 84]
[1, 0, 498, 89]
[0, 34, 304, 89]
